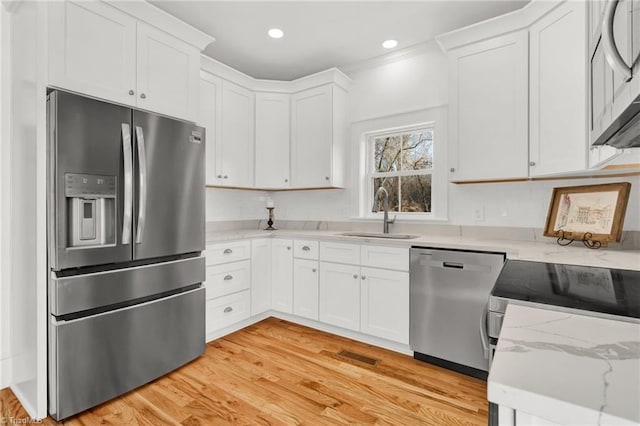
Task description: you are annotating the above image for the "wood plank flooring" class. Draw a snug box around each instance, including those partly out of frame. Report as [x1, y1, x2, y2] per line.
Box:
[1, 317, 488, 425]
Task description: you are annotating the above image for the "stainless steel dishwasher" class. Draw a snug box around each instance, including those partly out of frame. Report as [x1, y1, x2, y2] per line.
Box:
[410, 247, 505, 379]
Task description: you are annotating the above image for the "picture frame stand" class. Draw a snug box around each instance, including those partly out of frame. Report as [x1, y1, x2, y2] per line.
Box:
[556, 230, 604, 249]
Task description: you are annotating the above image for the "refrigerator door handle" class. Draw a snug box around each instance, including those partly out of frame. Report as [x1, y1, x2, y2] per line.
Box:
[135, 126, 148, 244]
[121, 123, 133, 245]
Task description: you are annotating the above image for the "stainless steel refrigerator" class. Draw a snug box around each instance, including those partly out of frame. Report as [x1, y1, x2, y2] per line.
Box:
[47, 90, 206, 420]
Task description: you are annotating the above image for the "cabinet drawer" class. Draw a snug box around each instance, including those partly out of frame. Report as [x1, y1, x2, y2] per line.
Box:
[206, 290, 250, 333]
[205, 260, 250, 300]
[293, 240, 319, 260]
[320, 242, 360, 265]
[361, 245, 409, 271]
[206, 240, 251, 265]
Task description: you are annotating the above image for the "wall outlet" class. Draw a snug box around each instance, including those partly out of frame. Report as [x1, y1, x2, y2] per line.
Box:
[473, 206, 485, 222]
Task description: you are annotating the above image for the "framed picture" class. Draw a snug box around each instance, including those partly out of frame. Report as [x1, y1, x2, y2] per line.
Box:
[543, 182, 631, 244]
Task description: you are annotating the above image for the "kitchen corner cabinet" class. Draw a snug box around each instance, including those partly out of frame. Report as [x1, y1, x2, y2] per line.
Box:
[251, 239, 271, 315]
[219, 81, 255, 187]
[198, 72, 222, 186]
[448, 30, 529, 182]
[293, 259, 319, 320]
[291, 85, 347, 188]
[47, 1, 199, 122]
[271, 239, 294, 314]
[529, 1, 587, 176]
[255, 93, 291, 189]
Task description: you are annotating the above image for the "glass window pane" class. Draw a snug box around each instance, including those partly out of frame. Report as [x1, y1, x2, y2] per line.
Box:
[401, 130, 433, 171]
[400, 175, 432, 213]
[373, 136, 401, 172]
[373, 177, 399, 212]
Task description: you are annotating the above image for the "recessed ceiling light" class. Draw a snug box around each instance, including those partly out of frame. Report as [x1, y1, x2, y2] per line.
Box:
[382, 39, 398, 49]
[268, 28, 284, 39]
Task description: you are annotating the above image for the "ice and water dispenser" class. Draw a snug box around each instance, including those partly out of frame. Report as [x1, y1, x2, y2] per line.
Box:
[65, 173, 117, 247]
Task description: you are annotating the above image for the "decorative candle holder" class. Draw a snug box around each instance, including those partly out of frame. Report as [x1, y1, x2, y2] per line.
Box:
[265, 207, 276, 230]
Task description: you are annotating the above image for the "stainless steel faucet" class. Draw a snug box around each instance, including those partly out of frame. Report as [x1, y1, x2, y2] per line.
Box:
[372, 187, 396, 233]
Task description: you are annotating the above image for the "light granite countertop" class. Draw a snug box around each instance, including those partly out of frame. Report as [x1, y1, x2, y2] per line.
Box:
[488, 304, 640, 425]
[205, 229, 640, 271]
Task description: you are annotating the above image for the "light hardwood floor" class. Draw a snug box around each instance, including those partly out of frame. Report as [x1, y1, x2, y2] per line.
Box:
[1, 318, 488, 425]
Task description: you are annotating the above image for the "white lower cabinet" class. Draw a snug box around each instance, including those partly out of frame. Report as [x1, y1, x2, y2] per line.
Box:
[205, 290, 251, 332]
[319, 262, 360, 331]
[271, 239, 294, 314]
[251, 239, 271, 315]
[205, 260, 250, 300]
[293, 259, 319, 320]
[360, 267, 409, 344]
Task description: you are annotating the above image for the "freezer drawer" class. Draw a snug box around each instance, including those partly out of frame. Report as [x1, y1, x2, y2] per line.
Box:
[48, 287, 205, 420]
[50, 256, 205, 316]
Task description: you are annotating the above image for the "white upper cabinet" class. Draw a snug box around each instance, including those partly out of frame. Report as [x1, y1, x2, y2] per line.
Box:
[255, 93, 291, 189]
[48, 1, 137, 106]
[529, 1, 587, 176]
[447, 30, 529, 182]
[136, 22, 199, 122]
[47, 0, 207, 122]
[291, 85, 346, 188]
[198, 72, 222, 186]
[220, 81, 255, 188]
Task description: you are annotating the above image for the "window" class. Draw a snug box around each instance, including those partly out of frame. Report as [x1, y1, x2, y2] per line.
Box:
[366, 125, 434, 214]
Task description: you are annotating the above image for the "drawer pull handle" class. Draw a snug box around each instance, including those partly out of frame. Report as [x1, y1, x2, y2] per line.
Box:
[223, 248, 233, 254]
[223, 275, 233, 281]
[353, 274, 358, 279]
[302, 246, 311, 251]
[224, 307, 233, 313]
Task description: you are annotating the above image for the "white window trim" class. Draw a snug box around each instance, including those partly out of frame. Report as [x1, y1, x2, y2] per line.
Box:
[351, 107, 448, 221]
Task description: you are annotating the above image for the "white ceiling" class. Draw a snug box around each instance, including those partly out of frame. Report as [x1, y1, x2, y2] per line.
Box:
[150, 1, 529, 81]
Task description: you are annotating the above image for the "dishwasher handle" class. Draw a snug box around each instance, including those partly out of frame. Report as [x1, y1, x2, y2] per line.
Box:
[425, 260, 492, 273]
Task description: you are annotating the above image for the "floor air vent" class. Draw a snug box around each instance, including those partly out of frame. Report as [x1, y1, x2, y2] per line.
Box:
[337, 350, 379, 366]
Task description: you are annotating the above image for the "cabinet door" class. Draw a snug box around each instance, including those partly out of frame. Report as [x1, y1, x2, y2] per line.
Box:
[291, 85, 333, 188]
[48, 1, 137, 106]
[360, 268, 409, 344]
[319, 262, 360, 331]
[136, 22, 200, 121]
[271, 239, 293, 314]
[529, 2, 587, 176]
[221, 81, 255, 187]
[591, 40, 613, 144]
[448, 31, 529, 181]
[251, 239, 271, 315]
[199, 72, 223, 186]
[610, 0, 634, 120]
[293, 259, 319, 320]
[255, 93, 290, 189]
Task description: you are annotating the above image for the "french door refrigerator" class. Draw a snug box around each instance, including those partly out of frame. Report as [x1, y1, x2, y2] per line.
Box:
[47, 90, 205, 420]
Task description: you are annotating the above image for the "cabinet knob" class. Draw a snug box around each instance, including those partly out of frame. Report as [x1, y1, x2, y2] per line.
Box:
[450, 168, 455, 173]
[223, 248, 233, 254]
[128, 90, 135, 96]
[140, 93, 146, 99]
[223, 275, 233, 281]
[312, 268, 317, 273]
[217, 174, 222, 179]
[224, 307, 233, 313]
[284, 178, 288, 183]
[353, 274, 358, 279]
[325, 176, 330, 181]
[223, 175, 228, 179]
[529, 161, 536, 166]
[286, 246, 291, 250]
[361, 276, 366, 280]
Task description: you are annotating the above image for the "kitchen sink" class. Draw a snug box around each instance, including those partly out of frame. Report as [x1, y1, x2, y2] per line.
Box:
[338, 232, 420, 240]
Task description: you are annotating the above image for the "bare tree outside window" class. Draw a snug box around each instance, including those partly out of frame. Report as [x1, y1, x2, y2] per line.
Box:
[369, 128, 433, 214]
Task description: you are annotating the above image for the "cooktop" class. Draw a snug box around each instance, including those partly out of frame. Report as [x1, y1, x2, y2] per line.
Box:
[490, 259, 640, 319]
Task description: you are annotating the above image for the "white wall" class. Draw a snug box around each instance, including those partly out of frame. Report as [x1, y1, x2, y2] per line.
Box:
[266, 42, 640, 232]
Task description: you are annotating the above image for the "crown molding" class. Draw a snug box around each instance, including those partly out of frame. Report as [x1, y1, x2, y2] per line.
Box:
[340, 41, 439, 76]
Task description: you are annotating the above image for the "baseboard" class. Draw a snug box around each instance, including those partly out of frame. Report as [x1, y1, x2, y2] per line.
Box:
[10, 381, 39, 420]
[0, 356, 11, 389]
[205, 310, 413, 357]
